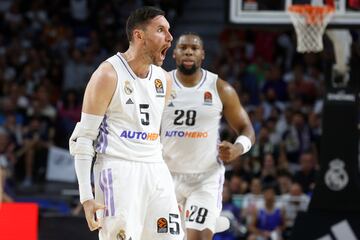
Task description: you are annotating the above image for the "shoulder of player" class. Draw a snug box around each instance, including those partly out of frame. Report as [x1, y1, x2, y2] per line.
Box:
[216, 77, 237, 102]
[86, 61, 117, 96]
[82, 61, 117, 114]
[90, 61, 117, 87]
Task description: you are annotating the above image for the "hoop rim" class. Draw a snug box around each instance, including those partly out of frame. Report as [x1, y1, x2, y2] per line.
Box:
[288, 4, 335, 24]
[288, 4, 335, 14]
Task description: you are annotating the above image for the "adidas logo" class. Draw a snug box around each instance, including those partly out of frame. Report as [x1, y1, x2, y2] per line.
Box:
[319, 220, 357, 240]
[168, 102, 174, 107]
[126, 98, 134, 104]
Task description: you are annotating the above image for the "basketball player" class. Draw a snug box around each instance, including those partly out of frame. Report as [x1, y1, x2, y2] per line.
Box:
[69, 7, 183, 240]
[161, 33, 255, 239]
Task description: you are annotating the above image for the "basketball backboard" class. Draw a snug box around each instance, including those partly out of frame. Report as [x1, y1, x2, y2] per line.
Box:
[229, 0, 360, 28]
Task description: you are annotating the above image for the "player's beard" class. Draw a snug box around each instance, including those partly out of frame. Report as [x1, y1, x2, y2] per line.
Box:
[178, 64, 197, 75]
[143, 40, 162, 66]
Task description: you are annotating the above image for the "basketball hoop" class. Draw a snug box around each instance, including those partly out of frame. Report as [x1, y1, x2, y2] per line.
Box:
[287, 4, 335, 53]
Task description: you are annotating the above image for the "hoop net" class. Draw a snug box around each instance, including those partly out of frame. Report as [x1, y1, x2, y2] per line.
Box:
[288, 4, 335, 53]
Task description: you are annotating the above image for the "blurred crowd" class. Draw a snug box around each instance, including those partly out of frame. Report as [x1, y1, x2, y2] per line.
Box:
[212, 27, 360, 239]
[0, 1, 359, 239]
[0, 0, 183, 193]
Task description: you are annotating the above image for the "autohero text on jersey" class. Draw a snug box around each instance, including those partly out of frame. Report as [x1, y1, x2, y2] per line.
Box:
[164, 130, 208, 138]
[119, 130, 159, 141]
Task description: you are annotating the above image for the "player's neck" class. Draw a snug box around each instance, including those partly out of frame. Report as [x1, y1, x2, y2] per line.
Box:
[122, 49, 150, 79]
[176, 69, 202, 87]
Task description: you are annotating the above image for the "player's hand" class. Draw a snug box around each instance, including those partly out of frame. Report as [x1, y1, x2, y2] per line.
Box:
[82, 199, 106, 231]
[218, 141, 243, 163]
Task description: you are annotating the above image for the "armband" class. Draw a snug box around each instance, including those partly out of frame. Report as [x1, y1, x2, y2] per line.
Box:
[69, 112, 103, 157]
[235, 135, 252, 155]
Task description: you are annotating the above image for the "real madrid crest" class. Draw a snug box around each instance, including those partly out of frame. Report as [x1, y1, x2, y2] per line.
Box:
[170, 89, 177, 100]
[325, 159, 349, 191]
[116, 229, 126, 240]
[167, 89, 176, 107]
[124, 80, 133, 95]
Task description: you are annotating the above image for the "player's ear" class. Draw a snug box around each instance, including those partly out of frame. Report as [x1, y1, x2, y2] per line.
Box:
[133, 29, 144, 41]
[201, 49, 205, 60]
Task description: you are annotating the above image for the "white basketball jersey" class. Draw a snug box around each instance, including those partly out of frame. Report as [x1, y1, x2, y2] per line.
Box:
[161, 69, 223, 173]
[95, 53, 167, 162]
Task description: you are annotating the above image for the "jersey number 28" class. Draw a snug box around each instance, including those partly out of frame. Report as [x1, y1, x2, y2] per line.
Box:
[174, 110, 197, 126]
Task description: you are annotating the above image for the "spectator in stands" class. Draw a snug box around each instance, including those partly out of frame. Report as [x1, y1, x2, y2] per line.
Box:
[238, 61, 261, 105]
[248, 185, 285, 240]
[277, 170, 293, 195]
[251, 125, 276, 162]
[20, 116, 52, 187]
[275, 107, 294, 141]
[281, 183, 309, 239]
[248, 107, 263, 137]
[281, 111, 313, 167]
[0, 97, 25, 126]
[308, 111, 321, 158]
[266, 116, 282, 149]
[0, 128, 14, 202]
[27, 85, 57, 122]
[229, 174, 249, 195]
[262, 64, 288, 102]
[242, 178, 263, 225]
[285, 64, 318, 104]
[56, 90, 81, 148]
[214, 183, 242, 240]
[293, 152, 318, 194]
[261, 153, 278, 186]
[63, 48, 94, 91]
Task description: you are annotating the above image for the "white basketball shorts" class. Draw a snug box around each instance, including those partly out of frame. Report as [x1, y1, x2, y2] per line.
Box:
[93, 158, 184, 240]
[172, 165, 225, 233]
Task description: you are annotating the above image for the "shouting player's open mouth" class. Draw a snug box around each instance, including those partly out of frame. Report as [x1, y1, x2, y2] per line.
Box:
[160, 45, 170, 61]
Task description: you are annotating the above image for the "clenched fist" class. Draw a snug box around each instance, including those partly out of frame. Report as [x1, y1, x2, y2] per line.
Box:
[218, 141, 243, 163]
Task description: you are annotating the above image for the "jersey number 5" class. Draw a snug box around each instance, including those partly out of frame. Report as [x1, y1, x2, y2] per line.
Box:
[139, 104, 149, 125]
[174, 110, 197, 126]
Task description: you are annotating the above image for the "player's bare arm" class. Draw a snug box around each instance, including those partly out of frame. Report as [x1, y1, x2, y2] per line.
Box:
[75, 62, 117, 231]
[217, 78, 255, 163]
[82, 62, 117, 115]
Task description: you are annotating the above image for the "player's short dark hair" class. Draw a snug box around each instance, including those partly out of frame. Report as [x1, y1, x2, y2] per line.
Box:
[126, 6, 165, 42]
[176, 32, 204, 46]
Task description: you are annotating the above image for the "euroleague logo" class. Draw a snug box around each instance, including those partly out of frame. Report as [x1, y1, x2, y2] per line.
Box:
[203, 91, 212, 105]
[157, 217, 168, 233]
[154, 79, 164, 94]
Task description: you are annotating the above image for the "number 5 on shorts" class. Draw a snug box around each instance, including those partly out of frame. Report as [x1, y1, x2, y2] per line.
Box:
[158, 214, 180, 235]
[169, 213, 180, 234]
